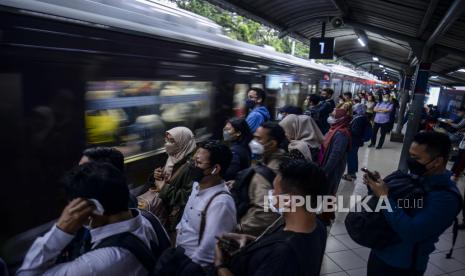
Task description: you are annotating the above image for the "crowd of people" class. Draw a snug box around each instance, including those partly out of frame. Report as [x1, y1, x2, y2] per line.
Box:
[13, 87, 464, 276]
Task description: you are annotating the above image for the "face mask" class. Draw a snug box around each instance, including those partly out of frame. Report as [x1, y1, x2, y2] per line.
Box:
[276, 113, 284, 121]
[245, 99, 256, 110]
[249, 139, 264, 155]
[327, 116, 337, 125]
[383, 98, 389, 102]
[190, 164, 213, 183]
[407, 156, 434, 177]
[223, 130, 234, 142]
[165, 142, 178, 155]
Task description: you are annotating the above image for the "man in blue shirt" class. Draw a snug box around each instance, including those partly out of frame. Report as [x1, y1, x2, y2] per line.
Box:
[318, 88, 336, 134]
[364, 132, 462, 276]
[369, 93, 393, 149]
[245, 88, 270, 133]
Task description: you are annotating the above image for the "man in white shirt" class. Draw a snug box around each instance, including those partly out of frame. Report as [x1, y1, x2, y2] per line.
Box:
[17, 162, 158, 276]
[176, 140, 236, 267]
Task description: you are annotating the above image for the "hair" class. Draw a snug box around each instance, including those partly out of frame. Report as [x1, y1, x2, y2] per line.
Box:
[63, 162, 129, 215]
[249, 87, 266, 102]
[82, 147, 124, 172]
[322, 88, 334, 96]
[457, 107, 465, 113]
[260, 121, 287, 149]
[198, 140, 233, 178]
[227, 117, 253, 148]
[278, 159, 328, 208]
[343, 92, 352, 99]
[413, 132, 451, 161]
[309, 94, 321, 105]
[280, 105, 303, 115]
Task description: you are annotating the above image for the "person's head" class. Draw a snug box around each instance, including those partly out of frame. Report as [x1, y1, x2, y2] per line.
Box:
[320, 88, 334, 100]
[272, 159, 328, 211]
[343, 92, 352, 101]
[353, 97, 361, 104]
[456, 107, 465, 118]
[309, 94, 321, 107]
[63, 162, 129, 227]
[80, 147, 124, 172]
[367, 94, 375, 102]
[223, 117, 253, 146]
[246, 88, 266, 109]
[408, 132, 451, 176]
[353, 103, 366, 116]
[192, 140, 232, 184]
[250, 122, 286, 157]
[382, 93, 391, 102]
[164, 126, 196, 157]
[277, 105, 302, 120]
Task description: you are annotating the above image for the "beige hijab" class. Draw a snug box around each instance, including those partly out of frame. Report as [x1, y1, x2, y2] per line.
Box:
[163, 126, 196, 180]
[279, 114, 324, 161]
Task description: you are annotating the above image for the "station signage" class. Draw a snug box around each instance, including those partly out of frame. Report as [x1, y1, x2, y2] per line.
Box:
[309, 38, 335, 59]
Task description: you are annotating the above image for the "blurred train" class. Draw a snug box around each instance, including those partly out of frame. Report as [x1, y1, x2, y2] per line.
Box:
[0, 0, 380, 267]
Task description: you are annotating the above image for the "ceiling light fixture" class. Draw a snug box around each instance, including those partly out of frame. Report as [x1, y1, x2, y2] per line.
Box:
[457, 68, 465, 73]
[372, 57, 379, 61]
[379, 64, 384, 68]
[357, 38, 366, 47]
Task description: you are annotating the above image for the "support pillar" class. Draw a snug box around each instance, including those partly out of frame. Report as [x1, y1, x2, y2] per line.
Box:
[398, 62, 431, 172]
[391, 73, 412, 142]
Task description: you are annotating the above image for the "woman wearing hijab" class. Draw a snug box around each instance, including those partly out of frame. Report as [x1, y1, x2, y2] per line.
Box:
[319, 107, 352, 196]
[343, 103, 370, 181]
[138, 126, 196, 232]
[223, 118, 253, 180]
[279, 114, 324, 161]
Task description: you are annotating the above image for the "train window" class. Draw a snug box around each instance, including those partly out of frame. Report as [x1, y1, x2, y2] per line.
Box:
[233, 84, 249, 118]
[85, 80, 212, 157]
[276, 82, 301, 109]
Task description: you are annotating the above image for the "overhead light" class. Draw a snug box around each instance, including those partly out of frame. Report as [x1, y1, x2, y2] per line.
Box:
[379, 64, 384, 68]
[372, 57, 379, 61]
[357, 38, 366, 47]
[457, 68, 465, 73]
[383, 72, 387, 74]
[430, 75, 438, 79]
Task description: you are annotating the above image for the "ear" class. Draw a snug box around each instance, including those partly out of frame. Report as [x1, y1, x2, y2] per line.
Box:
[212, 164, 221, 175]
[269, 139, 278, 149]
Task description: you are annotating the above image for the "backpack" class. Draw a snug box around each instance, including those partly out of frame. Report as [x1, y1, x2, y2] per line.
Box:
[345, 171, 463, 257]
[230, 164, 276, 220]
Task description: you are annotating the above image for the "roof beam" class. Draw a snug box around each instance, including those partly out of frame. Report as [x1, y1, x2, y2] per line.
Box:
[279, 16, 330, 38]
[329, 0, 349, 15]
[417, 0, 439, 37]
[336, 50, 407, 67]
[425, 0, 465, 49]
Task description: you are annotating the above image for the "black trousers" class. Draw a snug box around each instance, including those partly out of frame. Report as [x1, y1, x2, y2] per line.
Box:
[367, 251, 424, 276]
[371, 122, 390, 148]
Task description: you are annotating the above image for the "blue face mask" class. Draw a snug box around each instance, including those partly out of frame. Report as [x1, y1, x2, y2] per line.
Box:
[245, 99, 256, 110]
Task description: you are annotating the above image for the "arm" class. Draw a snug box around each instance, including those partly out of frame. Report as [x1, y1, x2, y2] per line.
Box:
[323, 133, 348, 174]
[191, 198, 237, 265]
[383, 192, 460, 242]
[246, 112, 262, 133]
[225, 148, 243, 181]
[449, 118, 465, 129]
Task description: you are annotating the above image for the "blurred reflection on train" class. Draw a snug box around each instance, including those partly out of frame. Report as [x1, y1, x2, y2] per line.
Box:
[84, 80, 211, 157]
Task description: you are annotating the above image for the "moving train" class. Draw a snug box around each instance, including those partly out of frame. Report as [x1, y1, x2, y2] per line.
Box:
[0, 0, 380, 267]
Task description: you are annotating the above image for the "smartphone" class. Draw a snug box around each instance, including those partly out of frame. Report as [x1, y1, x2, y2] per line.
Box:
[216, 236, 240, 255]
[361, 167, 378, 181]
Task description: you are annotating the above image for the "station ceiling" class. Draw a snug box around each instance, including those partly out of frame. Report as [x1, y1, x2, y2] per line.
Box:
[206, 0, 465, 86]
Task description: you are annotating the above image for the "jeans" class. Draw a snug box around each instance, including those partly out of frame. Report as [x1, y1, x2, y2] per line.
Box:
[371, 122, 390, 148]
[347, 144, 360, 175]
[367, 251, 424, 276]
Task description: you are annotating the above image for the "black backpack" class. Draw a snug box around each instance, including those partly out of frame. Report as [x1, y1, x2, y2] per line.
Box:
[230, 164, 276, 220]
[345, 171, 463, 258]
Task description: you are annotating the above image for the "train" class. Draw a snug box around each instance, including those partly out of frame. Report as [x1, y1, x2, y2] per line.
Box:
[0, 0, 380, 267]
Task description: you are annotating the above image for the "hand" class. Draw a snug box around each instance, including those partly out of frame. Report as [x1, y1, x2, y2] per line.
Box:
[154, 167, 165, 181]
[57, 198, 95, 234]
[214, 241, 225, 267]
[363, 172, 389, 197]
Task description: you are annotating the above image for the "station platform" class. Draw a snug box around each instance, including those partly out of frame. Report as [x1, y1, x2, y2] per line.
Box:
[322, 133, 465, 276]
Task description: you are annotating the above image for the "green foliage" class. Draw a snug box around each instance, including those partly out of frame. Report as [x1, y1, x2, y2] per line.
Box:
[170, 0, 309, 58]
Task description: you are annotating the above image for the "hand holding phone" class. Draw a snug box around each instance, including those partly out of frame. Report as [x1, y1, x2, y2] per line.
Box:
[361, 167, 379, 181]
[216, 236, 241, 257]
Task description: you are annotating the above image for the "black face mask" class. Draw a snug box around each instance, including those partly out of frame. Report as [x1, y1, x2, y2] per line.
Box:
[190, 163, 213, 183]
[407, 156, 434, 177]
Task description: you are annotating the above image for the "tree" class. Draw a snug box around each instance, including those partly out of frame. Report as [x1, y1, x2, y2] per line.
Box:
[171, 0, 309, 58]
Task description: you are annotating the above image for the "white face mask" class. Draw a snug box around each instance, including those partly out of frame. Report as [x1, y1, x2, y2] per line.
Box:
[249, 139, 264, 155]
[327, 116, 337, 125]
[267, 190, 290, 214]
[276, 113, 284, 121]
